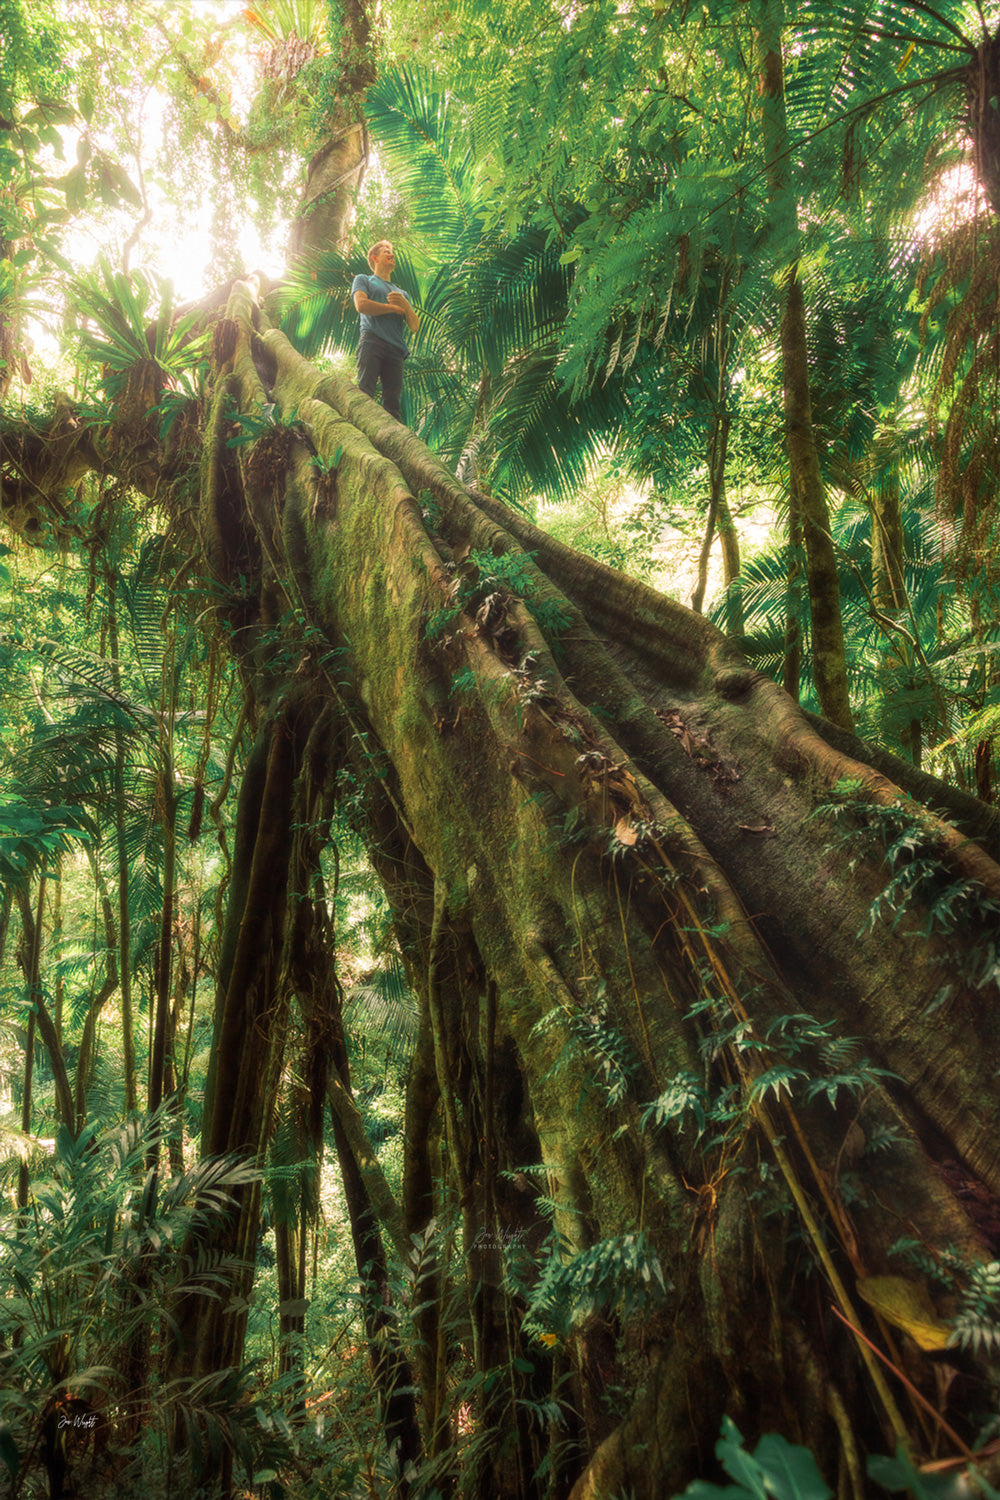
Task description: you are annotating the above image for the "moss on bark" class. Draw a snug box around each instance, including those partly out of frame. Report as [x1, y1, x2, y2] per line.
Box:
[10, 277, 1000, 1498]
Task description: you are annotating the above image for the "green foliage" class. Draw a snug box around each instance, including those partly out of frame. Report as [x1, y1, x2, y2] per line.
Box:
[673, 1418, 1000, 1500]
[470, 549, 572, 635]
[279, 63, 626, 500]
[711, 495, 996, 741]
[532, 982, 638, 1110]
[224, 398, 304, 449]
[764, 1012, 897, 1109]
[534, 466, 661, 586]
[0, 797, 92, 889]
[343, 958, 420, 1068]
[149, 364, 207, 443]
[425, 545, 572, 651]
[868, 1445, 1000, 1500]
[641, 997, 899, 1172]
[675, 1416, 832, 1499]
[243, 0, 326, 45]
[523, 1230, 667, 1341]
[311, 444, 343, 476]
[69, 255, 209, 399]
[891, 1239, 1000, 1363]
[640, 1071, 710, 1136]
[0, 1112, 269, 1494]
[0, 529, 224, 1037]
[8, 631, 180, 819]
[949, 1260, 1000, 1359]
[789, 0, 1000, 599]
[7, 5, 1000, 1496]
[0, 0, 71, 119]
[810, 784, 1000, 1006]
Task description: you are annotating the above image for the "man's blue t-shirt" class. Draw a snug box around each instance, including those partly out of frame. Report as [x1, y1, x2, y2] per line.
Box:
[351, 273, 410, 357]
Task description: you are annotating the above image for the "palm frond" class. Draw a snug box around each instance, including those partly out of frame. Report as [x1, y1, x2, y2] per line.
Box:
[277, 246, 363, 358]
[343, 959, 420, 1067]
[363, 64, 478, 252]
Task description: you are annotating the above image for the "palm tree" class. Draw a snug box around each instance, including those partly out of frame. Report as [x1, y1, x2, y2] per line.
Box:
[2, 535, 211, 1130]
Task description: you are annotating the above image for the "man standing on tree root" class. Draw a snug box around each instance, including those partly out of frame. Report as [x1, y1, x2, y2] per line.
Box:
[352, 240, 419, 421]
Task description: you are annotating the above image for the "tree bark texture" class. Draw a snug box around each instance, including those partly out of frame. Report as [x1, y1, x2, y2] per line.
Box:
[186, 280, 1000, 1494]
[285, 0, 375, 264]
[9, 273, 1000, 1496]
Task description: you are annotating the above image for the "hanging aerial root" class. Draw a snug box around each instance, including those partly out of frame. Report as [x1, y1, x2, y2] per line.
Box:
[326, 1070, 409, 1260]
[199, 358, 252, 586]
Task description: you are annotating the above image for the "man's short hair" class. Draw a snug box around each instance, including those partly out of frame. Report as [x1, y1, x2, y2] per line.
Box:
[367, 240, 392, 269]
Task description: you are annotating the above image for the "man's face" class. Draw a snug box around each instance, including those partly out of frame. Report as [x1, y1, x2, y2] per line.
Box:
[371, 243, 395, 277]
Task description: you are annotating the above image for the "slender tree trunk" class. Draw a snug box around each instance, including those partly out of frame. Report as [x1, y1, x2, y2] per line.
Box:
[160, 950, 188, 1173]
[17, 881, 74, 1135]
[693, 297, 739, 622]
[132, 711, 180, 1419]
[106, 569, 139, 1113]
[782, 472, 804, 700]
[50, 866, 63, 1041]
[870, 460, 906, 616]
[16, 881, 45, 1212]
[327, 1052, 422, 1481]
[717, 485, 742, 623]
[150, 584, 185, 1138]
[274, 1216, 305, 1380]
[691, 410, 731, 615]
[869, 434, 920, 762]
[0, 217, 28, 400]
[401, 1009, 449, 1456]
[149, 752, 178, 1125]
[757, 1, 853, 728]
[76, 853, 121, 1128]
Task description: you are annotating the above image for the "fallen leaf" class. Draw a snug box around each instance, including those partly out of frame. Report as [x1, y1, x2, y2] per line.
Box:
[856, 1275, 951, 1351]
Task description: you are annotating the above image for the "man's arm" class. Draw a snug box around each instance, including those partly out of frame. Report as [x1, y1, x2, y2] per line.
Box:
[353, 288, 394, 317]
[353, 286, 419, 333]
[387, 290, 419, 333]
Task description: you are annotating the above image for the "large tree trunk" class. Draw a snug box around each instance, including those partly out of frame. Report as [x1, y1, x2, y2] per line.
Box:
[183, 280, 1000, 1494]
[285, 0, 374, 263]
[7, 269, 1000, 1495]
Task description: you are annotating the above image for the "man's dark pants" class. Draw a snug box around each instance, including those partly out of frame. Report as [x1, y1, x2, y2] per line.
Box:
[357, 334, 404, 420]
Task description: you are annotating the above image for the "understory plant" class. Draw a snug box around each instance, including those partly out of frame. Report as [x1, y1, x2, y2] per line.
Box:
[0, 1111, 283, 1497]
